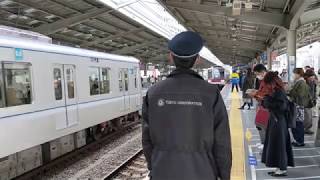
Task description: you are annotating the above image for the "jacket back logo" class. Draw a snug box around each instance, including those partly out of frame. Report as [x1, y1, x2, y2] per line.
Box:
[157, 98, 203, 107]
[158, 99, 165, 107]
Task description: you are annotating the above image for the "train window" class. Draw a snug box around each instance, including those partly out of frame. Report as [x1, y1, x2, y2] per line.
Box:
[53, 68, 62, 100]
[134, 68, 138, 89]
[124, 70, 129, 91]
[89, 67, 100, 95]
[4, 63, 32, 107]
[119, 71, 123, 92]
[100, 68, 110, 94]
[66, 68, 75, 99]
[89, 67, 111, 95]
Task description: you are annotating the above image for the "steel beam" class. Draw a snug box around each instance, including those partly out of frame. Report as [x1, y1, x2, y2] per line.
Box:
[212, 50, 254, 59]
[32, 7, 110, 35]
[12, 0, 65, 18]
[138, 46, 168, 59]
[51, 33, 111, 51]
[285, 0, 313, 29]
[298, 25, 320, 41]
[204, 36, 266, 51]
[208, 44, 256, 55]
[148, 54, 168, 62]
[282, 0, 291, 13]
[270, 31, 287, 49]
[214, 53, 252, 61]
[111, 38, 163, 54]
[189, 23, 274, 39]
[81, 27, 145, 47]
[165, 1, 286, 28]
[214, 54, 251, 63]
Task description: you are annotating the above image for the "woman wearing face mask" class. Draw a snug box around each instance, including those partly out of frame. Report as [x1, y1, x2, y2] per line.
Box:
[261, 71, 294, 177]
[249, 64, 273, 150]
[289, 68, 310, 147]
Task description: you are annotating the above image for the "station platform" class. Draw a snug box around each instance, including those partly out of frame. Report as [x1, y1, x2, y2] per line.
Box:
[221, 84, 320, 180]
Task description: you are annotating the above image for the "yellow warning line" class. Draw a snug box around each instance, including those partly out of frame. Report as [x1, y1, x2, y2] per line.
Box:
[230, 92, 246, 180]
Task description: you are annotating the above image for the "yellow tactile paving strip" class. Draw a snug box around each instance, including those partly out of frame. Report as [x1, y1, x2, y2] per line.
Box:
[230, 92, 246, 180]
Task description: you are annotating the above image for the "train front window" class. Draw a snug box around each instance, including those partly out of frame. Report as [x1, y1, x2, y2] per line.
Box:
[4, 63, 32, 107]
[53, 68, 62, 100]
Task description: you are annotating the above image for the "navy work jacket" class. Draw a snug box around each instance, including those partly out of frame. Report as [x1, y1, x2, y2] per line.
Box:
[142, 68, 232, 180]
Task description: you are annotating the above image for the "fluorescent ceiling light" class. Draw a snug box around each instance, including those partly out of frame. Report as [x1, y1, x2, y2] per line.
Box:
[98, 0, 224, 66]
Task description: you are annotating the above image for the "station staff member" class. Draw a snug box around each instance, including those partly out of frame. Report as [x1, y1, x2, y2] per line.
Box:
[142, 31, 232, 180]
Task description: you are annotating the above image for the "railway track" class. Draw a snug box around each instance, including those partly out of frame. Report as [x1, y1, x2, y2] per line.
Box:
[13, 121, 141, 180]
[104, 149, 148, 180]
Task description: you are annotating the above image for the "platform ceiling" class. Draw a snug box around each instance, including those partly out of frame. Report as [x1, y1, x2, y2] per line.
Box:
[161, 0, 320, 64]
[0, 0, 175, 66]
[0, 0, 320, 66]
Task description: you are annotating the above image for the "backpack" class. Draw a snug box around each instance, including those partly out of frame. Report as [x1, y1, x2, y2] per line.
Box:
[286, 100, 297, 128]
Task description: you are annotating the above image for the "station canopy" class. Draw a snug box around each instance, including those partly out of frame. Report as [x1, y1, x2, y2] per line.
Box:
[161, 0, 320, 65]
[0, 0, 220, 68]
[1, 0, 320, 67]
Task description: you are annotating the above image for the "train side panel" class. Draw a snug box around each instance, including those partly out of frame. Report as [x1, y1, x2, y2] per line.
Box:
[0, 46, 141, 158]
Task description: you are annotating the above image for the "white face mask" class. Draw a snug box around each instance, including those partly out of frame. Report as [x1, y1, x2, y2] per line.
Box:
[257, 75, 264, 80]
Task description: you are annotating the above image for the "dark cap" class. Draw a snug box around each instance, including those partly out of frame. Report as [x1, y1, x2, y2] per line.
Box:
[168, 31, 203, 58]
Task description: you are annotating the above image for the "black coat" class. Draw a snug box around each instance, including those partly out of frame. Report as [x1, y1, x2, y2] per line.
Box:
[242, 75, 254, 98]
[261, 90, 294, 170]
[142, 68, 232, 180]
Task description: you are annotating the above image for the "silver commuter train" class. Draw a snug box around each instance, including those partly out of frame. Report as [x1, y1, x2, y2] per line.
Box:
[0, 36, 143, 178]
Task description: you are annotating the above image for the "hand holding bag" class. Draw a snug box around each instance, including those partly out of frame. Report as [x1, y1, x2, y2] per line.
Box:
[255, 106, 269, 129]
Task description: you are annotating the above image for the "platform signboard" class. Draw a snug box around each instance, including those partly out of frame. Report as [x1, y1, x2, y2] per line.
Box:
[14, 48, 23, 61]
[248, 155, 258, 166]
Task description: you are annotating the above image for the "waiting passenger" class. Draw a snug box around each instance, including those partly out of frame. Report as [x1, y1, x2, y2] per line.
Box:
[289, 68, 311, 147]
[304, 69, 317, 134]
[239, 70, 244, 90]
[260, 72, 294, 177]
[231, 70, 240, 92]
[305, 65, 311, 71]
[249, 64, 270, 149]
[239, 68, 254, 110]
[142, 31, 232, 180]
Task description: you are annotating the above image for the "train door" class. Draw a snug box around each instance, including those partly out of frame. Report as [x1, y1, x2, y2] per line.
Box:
[119, 68, 130, 112]
[53, 64, 78, 129]
[63, 65, 78, 126]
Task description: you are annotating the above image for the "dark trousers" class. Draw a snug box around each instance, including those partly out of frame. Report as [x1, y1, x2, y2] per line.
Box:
[292, 121, 305, 144]
[232, 83, 239, 92]
[304, 108, 313, 130]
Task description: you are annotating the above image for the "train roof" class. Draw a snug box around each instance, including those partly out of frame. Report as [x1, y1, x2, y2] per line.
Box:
[0, 36, 139, 64]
